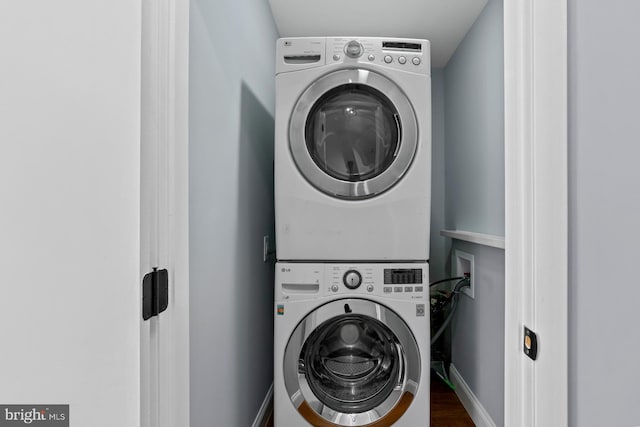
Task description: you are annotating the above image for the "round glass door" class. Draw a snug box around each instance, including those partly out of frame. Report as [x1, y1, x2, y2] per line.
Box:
[305, 84, 399, 182]
[283, 299, 421, 426]
[289, 69, 418, 199]
[301, 314, 402, 413]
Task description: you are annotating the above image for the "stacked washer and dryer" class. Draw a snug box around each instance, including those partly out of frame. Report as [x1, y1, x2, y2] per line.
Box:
[273, 37, 432, 426]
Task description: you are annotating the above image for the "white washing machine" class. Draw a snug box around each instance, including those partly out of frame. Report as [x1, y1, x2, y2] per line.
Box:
[274, 262, 430, 427]
[275, 37, 432, 262]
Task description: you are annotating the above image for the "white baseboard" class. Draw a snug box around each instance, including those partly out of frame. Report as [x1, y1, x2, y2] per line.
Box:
[449, 364, 497, 427]
[251, 383, 274, 427]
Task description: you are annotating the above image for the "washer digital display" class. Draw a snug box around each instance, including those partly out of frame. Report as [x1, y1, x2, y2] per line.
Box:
[383, 268, 423, 284]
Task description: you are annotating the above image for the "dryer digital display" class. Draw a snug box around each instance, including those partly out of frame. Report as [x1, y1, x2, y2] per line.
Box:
[384, 268, 423, 284]
[382, 41, 422, 51]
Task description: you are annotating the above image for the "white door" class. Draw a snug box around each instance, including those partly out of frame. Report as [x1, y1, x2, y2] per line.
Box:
[0, 1, 168, 426]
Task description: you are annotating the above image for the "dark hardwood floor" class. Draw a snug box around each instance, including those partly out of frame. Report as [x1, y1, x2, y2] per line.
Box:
[430, 376, 475, 426]
[264, 376, 474, 426]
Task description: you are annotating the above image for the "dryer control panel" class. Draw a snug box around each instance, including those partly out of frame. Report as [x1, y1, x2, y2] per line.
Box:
[326, 37, 430, 75]
[276, 37, 431, 75]
[325, 37, 431, 74]
[276, 262, 428, 302]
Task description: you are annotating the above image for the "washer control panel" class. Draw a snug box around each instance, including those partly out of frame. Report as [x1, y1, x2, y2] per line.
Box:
[327, 264, 426, 300]
[276, 262, 428, 301]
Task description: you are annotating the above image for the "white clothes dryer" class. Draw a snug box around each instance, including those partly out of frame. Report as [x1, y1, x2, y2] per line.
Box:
[274, 262, 430, 427]
[275, 37, 432, 262]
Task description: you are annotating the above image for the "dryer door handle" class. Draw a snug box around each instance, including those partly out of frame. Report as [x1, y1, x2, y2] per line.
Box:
[392, 113, 402, 157]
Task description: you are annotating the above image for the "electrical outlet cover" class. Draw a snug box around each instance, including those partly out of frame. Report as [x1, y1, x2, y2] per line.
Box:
[453, 249, 474, 298]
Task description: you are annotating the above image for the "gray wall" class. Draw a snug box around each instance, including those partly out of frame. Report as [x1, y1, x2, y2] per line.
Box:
[450, 241, 505, 426]
[444, 0, 504, 237]
[434, 0, 505, 424]
[189, 0, 278, 425]
[568, 1, 640, 426]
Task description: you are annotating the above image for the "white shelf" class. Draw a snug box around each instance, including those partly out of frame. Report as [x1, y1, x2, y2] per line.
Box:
[440, 229, 505, 249]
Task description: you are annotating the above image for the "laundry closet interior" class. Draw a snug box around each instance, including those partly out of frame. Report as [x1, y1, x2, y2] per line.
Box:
[189, 0, 505, 425]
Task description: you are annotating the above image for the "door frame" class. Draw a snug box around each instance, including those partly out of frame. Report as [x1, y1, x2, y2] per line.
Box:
[504, 0, 568, 425]
[141, 0, 190, 425]
[144, 0, 569, 424]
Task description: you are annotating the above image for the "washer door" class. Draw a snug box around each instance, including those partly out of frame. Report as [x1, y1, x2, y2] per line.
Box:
[283, 299, 421, 426]
[289, 69, 418, 199]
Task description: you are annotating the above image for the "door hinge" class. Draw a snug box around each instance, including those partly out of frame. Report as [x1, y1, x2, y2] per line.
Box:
[142, 268, 169, 320]
[524, 326, 538, 360]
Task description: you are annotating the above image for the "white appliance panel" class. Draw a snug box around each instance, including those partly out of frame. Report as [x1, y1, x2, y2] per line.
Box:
[274, 37, 432, 261]
[274, 262, 430, 427]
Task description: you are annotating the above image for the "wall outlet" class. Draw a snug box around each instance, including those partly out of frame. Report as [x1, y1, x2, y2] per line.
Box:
[453, 249, 474, 298]
[263, 235, 270, 262]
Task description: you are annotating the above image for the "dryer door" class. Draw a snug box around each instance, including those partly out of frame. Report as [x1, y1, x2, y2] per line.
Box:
[283, 298, 421, 426]
[289, 69, 418, 199]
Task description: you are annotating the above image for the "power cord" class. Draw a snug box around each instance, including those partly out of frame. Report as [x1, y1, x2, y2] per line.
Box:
[429, 276, 466, 288]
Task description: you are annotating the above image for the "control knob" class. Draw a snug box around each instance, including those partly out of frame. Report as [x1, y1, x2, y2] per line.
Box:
[345, 40, 363, 58]
[343, 270, 363, 289]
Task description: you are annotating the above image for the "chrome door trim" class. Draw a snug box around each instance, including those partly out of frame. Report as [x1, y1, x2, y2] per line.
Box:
[289, 69, 418, 199]
[283, 298, 421, 426]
